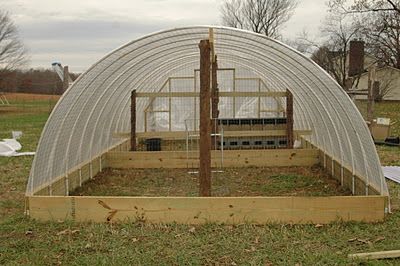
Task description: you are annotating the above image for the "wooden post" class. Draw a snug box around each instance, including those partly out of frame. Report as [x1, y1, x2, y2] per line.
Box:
[286, 89, 294, 148]
[211, 55, 219, 150]
[63, 66, 69, 92]
[131, 90, 137, 151]
[198, 39, 211, 197]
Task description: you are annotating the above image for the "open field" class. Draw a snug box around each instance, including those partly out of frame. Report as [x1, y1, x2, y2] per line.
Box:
[0, 95, 399, 265]
[0, 92, 60, 114]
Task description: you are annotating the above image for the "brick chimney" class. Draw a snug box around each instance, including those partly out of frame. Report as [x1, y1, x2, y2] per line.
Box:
[348, 40, 364, 77]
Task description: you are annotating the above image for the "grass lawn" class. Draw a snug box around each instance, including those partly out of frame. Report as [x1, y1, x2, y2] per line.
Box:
[0, 95, 399, 265]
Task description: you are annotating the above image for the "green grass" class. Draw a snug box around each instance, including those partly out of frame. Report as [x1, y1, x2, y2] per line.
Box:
[355, 100, 400, 136]
[0, 99, 400, 265]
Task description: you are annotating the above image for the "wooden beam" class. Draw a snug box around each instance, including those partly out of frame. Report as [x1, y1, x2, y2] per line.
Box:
[28, 195, 386, 224]
[199, 39, 212, 197]
[106, 149, 320, 169]
[233, 68, 236, 117]
[113, 129, 312, 139]
[348, 250, 400, 260]
[135, 91, 287, 98]
[130, 90, 137, 151]
[170, 76, 195, 80]
[286, 89, 294, 148]
[194, 67, 235, 72]
[211, 55, 219, 150]
[209, 27, 215, 62]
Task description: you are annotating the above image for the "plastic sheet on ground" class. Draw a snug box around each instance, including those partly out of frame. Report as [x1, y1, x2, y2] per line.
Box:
[382, 166, 400, 184]
[0, 139, 35, 157]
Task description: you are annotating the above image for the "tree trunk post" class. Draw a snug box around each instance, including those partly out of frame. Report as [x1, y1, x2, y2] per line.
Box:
[131, 90, 137, 151]
[286, 89, 294, 149]
[199, 39, 211, 197]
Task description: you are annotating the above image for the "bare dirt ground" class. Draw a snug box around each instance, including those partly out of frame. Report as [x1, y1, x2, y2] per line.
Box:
[71, 166, 352, 197]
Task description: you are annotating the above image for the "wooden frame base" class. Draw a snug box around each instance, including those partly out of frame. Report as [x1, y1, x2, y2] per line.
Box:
[106, 149, 320, 169]
[27, 195, 386, 224]
[26, 136, 389, 224]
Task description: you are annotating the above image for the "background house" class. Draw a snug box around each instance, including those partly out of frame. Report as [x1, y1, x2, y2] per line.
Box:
[346, 40, 400, 101]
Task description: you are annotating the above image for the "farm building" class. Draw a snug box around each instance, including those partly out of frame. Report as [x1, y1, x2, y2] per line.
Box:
[26, 26, 389, 224]
[356, 66, 400, 101]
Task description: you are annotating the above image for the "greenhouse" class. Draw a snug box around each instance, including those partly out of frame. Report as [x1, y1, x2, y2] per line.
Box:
[25, 26, 388, 224]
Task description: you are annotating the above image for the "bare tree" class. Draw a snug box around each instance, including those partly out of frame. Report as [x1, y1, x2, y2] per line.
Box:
[310, 11, 361, 89]
[0, 10, 27, 82]
[329, 0, 400, 14]
[357, 6, 400, 69]
[220, 0, 298, 38]
[375, 74, 394, 101]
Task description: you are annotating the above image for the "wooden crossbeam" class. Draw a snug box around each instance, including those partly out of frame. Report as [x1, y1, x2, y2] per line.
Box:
[113, 129, 312, 139]
[106, 149, 320, 169]
[136, 91, 287, 98]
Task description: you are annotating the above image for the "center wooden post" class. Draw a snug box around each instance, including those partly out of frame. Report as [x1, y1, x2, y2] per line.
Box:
[131, 90, 137, 151]
[199, 39, 212, 197]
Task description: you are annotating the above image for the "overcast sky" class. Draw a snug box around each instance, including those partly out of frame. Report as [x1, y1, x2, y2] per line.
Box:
[1, 0, 327, 73]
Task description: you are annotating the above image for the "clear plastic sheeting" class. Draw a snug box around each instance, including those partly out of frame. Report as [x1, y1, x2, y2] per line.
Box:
[26, 26, 388, 196]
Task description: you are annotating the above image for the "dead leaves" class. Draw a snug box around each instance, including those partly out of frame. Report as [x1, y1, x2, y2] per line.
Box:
[348, 236, 385, 246]
[56, 229, 80, 236]
[245, 246, 257, 253]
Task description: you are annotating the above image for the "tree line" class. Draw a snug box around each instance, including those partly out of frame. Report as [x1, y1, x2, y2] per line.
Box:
[0, 68, 79, 95]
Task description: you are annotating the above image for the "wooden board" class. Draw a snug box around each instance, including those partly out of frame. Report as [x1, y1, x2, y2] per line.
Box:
[113, 129, 312, 139]
[348, 250, 400, 260]
[28, 195, 387, 224]
[106, 149, 320, 169]
[135, 91, 287, 98]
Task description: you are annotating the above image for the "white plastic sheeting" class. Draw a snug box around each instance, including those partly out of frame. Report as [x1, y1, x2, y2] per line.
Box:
[382, 166, 400, 184]
[0, 139, 35, 157]
[26, 26, 388, 196]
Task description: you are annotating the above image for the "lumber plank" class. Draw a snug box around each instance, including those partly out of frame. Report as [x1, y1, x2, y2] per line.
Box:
[135, 91, 287, 98]
[105, 149, 320, 169]
[28, 196, 73, 221]
[28, 195, 386, 224]
[113, 129, 311, 139]
[348, 250, 400, 260]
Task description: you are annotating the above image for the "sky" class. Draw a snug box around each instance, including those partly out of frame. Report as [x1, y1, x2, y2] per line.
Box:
[0, 0, 328, 73]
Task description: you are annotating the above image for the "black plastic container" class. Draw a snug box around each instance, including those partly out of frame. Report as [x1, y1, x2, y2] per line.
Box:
[146, 138, 162, 151]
